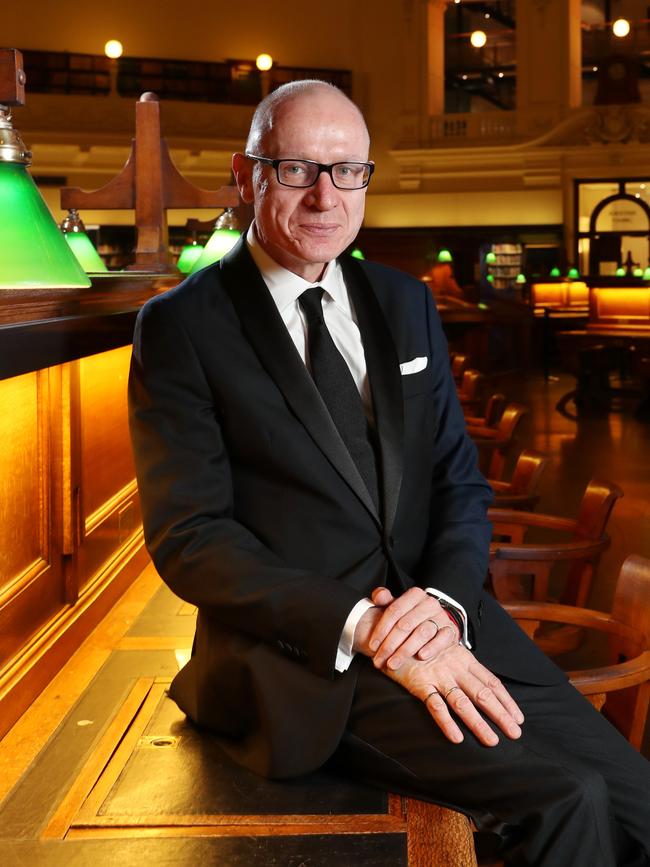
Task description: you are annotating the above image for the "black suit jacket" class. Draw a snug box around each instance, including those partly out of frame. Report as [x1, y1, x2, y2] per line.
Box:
[128, 239, 563, 779]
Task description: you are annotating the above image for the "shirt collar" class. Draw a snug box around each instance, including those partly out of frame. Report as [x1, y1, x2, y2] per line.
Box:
[246, 223, 350, 315]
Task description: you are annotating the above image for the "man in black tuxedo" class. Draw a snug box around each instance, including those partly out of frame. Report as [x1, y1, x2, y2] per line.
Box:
[129, 81, 650, 865]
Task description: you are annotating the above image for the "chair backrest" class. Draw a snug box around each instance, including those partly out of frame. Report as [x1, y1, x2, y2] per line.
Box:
[451, 354, 469, 383]
[509, 449, 549, 495]
[458, 369, 483, 401]
[611, 554, 650, 651]
[483, 393, 506, 427]
[563, 478, 624, 606]
[605, 554, 650, 748]
[573, 478, 624, 541]
[487, 403, 529, 477]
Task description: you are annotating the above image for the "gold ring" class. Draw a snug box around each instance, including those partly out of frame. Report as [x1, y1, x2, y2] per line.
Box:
[444, 686, 461, 701]
[424, 689, 439, 704]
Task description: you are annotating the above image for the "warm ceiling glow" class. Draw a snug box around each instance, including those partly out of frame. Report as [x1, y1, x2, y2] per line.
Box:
[470, 30, 487, 48]
[256, 53, 273, 71]
[104, 39, 123, 59]
[612, 18, 630, 37]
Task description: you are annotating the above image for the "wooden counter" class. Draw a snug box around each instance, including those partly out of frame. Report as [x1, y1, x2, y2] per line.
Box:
[0, 274, 178, 737]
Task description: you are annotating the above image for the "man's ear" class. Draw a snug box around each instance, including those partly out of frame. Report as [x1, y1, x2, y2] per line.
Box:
[232, 152, 254, 204]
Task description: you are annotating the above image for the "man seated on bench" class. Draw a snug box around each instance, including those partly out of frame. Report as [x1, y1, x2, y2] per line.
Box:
[129, 80, 650, 866]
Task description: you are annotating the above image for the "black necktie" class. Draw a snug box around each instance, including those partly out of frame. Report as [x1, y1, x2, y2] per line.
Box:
[299, 286, 380, 509]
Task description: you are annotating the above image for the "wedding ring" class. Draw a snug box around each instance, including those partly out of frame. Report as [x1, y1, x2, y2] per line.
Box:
[428, 619, 439, 637]
[444, 686, 461, 701]
[424, 689, 439, 704]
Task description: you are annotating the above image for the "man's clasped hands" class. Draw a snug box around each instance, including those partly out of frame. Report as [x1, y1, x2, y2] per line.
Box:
[353, 586, 525, 747]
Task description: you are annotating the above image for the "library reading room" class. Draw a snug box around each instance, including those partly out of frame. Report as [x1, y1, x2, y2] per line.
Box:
[2, 2, 650, 865]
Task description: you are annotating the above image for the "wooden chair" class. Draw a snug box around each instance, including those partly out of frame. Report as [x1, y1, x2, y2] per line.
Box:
[451, 353, 470, 384]
[503, 554, 650, 749]
[489, 478, 623, 607]
[457, 369, 484, 412]
[465, 393, 507, 428]
[488, 449, 549, 510]
[469, 403, 529, 478]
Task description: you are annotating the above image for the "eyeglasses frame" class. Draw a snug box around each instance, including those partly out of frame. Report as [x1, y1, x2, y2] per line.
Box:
[244, 152, 375, 190]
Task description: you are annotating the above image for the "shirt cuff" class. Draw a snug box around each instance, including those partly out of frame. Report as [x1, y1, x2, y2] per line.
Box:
[335, 597, 376, 672]
[425, 587, 473, 650]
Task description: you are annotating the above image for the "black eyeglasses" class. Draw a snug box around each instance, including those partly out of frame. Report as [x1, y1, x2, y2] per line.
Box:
[245, 153, 374, 190]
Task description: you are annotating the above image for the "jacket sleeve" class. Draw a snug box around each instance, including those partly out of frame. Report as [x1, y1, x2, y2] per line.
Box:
[413, 286, 493, 642]
[128, 296, 363, 679]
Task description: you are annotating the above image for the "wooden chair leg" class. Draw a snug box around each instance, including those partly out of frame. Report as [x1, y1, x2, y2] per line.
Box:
[405, 797, 477, 867]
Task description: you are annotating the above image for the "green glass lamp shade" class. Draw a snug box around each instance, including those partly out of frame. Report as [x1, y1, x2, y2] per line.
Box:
[0, 164, 91, 288]
[633, 267, 643, 277]
[643, 267, 650, 281]
[615, 267, 626, 276]
[350, 247, 365, 260]
[437, 248, 453, 263]
[177, 242, 204, 274]
[486, 273, 494, 283]
[190, 228, 240, 273]
[515, 273, 527, 284]
[566, 267, 580, 279]
[485, 251, 497, 264]
[64, 230, 107, 272]
[550, 267, 561, 277]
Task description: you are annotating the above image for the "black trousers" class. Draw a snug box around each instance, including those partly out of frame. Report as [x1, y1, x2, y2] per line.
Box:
[331, 658, 650, 866]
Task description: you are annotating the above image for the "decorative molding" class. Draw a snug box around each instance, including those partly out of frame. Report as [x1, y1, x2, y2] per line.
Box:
[584, 105, 650, 145]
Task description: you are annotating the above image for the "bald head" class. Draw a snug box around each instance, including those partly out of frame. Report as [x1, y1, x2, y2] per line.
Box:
[245, 80, 369, 155]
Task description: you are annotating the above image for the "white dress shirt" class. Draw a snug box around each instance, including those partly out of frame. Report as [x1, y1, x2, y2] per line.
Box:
[246, 226, 470, 672]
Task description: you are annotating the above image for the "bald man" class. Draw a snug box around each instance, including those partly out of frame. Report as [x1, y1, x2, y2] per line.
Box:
[129, 81, 650, 866]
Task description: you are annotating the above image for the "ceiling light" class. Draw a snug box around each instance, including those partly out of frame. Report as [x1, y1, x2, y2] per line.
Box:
[104, 39, 123, 59]
[612, 18, 630, 38]
[471, 30, 487, 48]
[255, 53, 273, 72]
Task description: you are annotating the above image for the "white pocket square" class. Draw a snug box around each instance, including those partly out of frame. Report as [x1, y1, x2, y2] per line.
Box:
[400, 356, 428, 375]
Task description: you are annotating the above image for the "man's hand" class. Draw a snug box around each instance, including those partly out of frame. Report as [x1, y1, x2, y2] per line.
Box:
[365, 586, 460, 670]
[384, 644, 525, 747]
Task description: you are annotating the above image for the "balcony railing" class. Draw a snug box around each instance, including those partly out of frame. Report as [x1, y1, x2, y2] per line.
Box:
[430, 110, 518, 143]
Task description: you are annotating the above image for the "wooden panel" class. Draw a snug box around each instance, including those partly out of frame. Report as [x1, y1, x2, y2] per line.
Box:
[0, 368, 64, 666]
[0, 372, 45, 589]
[77, 346, 142, 590]
[79, 346, 134, 519]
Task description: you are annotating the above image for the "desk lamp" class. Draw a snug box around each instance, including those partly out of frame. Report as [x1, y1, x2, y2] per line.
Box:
[60, 208, 108, 272]
[0, 49, 90, 289]
[190, 208, 240, 272]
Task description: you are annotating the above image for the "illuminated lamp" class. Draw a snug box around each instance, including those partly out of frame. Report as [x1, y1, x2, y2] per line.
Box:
[177, 240, 204, 274]
[515, 273, 526, 284]
[643, 267, 650, 280]
[437, 248, 453, 263]
[485, 251, 496, 264]
[256, 53, 273, 72]
[470, 30, 487, 48]
[633, 267, 644, 277]
[60, 208, 107, 272]
[566, 267, 580, 280]
[350, 247, 365, 260]
[190, 208, 240, 272]
[550, 267, 561, 277]
[0, 107, 91, 289]
[612, 18, 630, 38]
[486, 274, 494, 283]
[104, 39, 123, 59]
[615, 267, 626, 276]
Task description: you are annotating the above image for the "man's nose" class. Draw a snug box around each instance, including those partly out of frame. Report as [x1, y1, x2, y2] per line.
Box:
[305, 171, 339, 208]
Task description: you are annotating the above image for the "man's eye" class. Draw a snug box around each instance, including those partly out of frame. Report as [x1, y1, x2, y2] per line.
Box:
[284, 163, 307, 175]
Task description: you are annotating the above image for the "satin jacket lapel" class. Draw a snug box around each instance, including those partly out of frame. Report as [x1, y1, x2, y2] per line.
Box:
[341, 256, 404, 536]
[219, 240, 379, 523]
